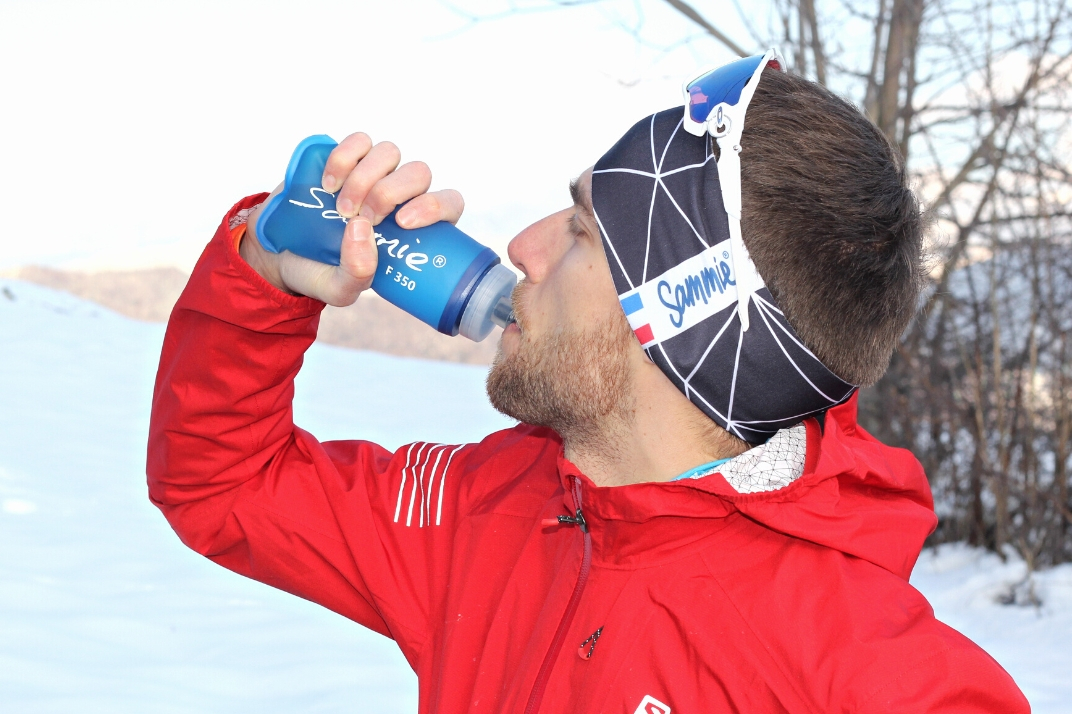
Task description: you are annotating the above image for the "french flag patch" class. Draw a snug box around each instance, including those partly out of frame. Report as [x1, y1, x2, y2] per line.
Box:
[616, 240, 747, 350]
[620, 292, 655, 346]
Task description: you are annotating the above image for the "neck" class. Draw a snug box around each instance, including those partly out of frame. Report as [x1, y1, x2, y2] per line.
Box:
[563, 359, 749, 487]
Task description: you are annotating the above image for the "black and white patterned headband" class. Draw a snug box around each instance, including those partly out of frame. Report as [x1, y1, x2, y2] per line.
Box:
[592, 108, 856, 443]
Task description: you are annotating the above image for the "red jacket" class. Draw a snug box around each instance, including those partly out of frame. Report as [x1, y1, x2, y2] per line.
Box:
[148, 195, 1029, 714]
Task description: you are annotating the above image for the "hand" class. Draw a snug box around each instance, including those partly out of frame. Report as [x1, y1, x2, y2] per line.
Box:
[240, 132, 465, 306]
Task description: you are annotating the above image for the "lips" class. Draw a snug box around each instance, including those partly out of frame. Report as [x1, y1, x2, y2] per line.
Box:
[508, 281, 530, 333]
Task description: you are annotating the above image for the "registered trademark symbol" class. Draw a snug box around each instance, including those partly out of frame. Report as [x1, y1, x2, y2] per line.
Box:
[432, 255, 447, 268]
[723, 251, 729, 259]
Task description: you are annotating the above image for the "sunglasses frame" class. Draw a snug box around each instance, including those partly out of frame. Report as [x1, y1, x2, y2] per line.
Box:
[680, 48, 786, 331]
[681, 48, 786, 139]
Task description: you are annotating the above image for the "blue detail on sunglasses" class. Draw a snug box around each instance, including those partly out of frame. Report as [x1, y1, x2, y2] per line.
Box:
[686, 55, 777, 126]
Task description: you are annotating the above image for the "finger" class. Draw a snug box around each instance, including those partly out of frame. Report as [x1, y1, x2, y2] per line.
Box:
[312, 218, 378, 306]
[273, 218, 377, 306]
[395, 189, 465, 228]
[338, 216, 379, 291]
[322, 132, 373, 193]
[336, 141, 402, 219]
[360, 161, 432, 226]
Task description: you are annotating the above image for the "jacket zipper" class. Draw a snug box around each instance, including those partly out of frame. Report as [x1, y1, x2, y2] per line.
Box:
[523, 478, 593, 714]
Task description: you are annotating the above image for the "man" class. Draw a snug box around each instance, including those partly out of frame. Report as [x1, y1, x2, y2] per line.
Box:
[148, 53, 1028, 712]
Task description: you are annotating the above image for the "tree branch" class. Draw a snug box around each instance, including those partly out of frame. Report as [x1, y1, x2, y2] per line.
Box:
[659, 0, 751, 57]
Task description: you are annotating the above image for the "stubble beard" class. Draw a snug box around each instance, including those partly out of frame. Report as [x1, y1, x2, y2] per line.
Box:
[486, 298, 636, 452]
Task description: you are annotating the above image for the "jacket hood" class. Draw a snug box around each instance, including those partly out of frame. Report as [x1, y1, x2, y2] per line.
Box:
[559, 395, 937, 581]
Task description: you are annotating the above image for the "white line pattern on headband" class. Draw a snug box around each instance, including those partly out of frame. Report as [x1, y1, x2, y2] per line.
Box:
[655, 342, 731, 425]
[756, 297, 824, 361]
[643, 115, 680, 283]
[655, 125, 710, 251]
[596, 109, 855, 440]
[754, 293, 785, 316]
[684, 307, 739, 385]
[754, 301, 845, 403]
[725, 321, 746, 429]
[593, 159, 714, 181]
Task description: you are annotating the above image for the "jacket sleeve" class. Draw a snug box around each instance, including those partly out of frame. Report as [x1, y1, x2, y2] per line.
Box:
[857, 639, 1031, 713]
[146, 195, 478, 668]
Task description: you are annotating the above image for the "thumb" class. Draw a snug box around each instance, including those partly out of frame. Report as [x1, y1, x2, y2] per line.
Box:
[335, 216, 378, 293]
[275, 218, 378, 307]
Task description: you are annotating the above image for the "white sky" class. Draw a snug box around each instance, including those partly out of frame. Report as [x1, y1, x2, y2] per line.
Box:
[0, 0, 749, 272]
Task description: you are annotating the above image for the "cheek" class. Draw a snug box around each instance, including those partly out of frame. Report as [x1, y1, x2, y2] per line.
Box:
[555, 250, 623, 329]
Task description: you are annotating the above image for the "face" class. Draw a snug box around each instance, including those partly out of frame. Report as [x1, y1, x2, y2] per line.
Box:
[486, 168, 639, 437]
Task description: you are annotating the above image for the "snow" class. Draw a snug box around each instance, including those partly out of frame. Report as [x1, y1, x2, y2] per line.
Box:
[1, 279, 1069, 711]
[910, 544, 1072, 713]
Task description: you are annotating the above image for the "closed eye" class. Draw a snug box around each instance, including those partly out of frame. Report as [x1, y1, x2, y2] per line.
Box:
[568, 211, 588, 239]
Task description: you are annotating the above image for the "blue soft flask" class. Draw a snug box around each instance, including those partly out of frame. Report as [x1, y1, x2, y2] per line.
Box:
[255, 135, 516, 341]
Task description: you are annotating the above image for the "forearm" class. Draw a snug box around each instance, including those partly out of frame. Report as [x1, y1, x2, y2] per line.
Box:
[147, 194, 325, 548]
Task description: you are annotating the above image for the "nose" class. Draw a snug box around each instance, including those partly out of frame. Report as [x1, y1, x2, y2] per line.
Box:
[507, 208, 571, 283]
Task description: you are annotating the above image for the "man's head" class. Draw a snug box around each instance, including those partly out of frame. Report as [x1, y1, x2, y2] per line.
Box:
[488, 67, 922, 447]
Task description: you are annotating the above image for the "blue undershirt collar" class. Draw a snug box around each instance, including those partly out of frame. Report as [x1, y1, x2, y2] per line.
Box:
[670, 456, 734, 482]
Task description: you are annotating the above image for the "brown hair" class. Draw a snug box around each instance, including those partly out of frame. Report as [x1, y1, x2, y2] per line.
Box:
[737, 71, 923, 387]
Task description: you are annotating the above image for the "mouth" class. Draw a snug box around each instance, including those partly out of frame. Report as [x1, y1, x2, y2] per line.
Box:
[506, 280, 528, 332]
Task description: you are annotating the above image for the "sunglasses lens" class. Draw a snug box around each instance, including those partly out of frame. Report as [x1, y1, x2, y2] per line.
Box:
[686, 55, 766, 125]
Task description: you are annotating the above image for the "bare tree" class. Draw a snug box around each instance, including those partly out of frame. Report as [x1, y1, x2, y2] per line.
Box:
[447, 0, 1072, 570]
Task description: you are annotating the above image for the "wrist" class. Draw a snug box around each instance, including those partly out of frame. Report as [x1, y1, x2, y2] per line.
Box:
[238, 207, 297, 296]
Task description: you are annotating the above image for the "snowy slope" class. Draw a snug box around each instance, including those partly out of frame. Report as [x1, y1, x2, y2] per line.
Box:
[1, 280, 1068, 712]
[0, 280, 511, 713]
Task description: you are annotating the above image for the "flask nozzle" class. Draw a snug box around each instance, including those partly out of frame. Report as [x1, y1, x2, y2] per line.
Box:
[458, 264, 518, 341]
[490, 294, 515, 329]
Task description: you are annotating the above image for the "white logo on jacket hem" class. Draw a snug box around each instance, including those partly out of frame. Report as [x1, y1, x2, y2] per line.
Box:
[634, 695, 671, 714]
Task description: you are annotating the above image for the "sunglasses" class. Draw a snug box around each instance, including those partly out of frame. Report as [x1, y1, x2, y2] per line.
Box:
[680, 48, 785, 332]
[682, 48, 786, 138]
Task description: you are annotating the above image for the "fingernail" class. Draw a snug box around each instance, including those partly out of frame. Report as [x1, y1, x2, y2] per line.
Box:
[322, 174, 337, 192]
[337, 197, 354, 217]
[350, 216, 372, 240]
[359, 204, 376, 223]
[397, 209, 414, 228]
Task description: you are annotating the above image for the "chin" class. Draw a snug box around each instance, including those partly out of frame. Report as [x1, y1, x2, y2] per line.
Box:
[485, 315, 635, 432]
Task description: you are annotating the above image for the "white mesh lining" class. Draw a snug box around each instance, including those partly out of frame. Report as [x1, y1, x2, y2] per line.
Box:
[229, 205, 259, 230]
[685, 423, 807, 494]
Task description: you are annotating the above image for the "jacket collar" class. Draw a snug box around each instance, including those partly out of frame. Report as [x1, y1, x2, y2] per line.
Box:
[551, 396, 937, 578]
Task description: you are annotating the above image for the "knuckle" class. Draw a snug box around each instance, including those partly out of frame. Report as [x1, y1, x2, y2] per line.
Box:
[377, 141, 401, 161]
[342, 173, 375, 201]
[447, 189, 464, 211]
[344, 132, 372, 150]
[364, 186, 391, 214]
[350, 257, 377, 283]
[422, 193, 441, 215]
[409, 161, 432, 182]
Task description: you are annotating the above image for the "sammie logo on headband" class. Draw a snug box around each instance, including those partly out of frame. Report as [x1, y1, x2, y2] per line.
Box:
[619, 240, 738, 347]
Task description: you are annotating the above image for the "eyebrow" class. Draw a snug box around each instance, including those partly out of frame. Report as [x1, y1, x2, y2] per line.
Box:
[569, 177, 594, 217]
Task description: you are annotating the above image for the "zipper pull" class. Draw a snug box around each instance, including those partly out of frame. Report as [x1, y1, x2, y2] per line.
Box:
[577, 626, 603, 660]
[542, 509, 588, 532]
[556, 509, 588, 532]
